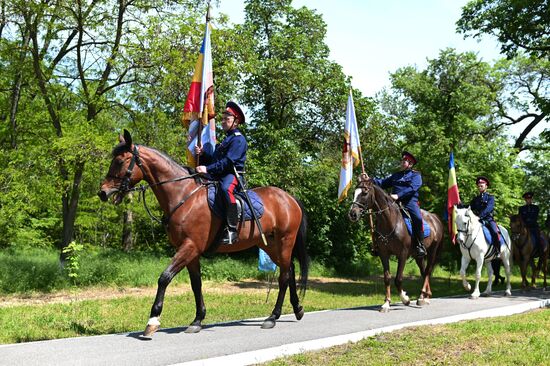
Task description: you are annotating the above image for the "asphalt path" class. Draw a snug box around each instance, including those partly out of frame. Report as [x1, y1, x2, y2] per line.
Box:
[1, 289, 549, 366]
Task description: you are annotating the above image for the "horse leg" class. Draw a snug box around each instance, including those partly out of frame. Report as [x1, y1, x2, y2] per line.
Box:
[143, 244, 196, 338]
[460, 255, 472, 294]
[262, 266, 290, 329]
[483, 259, 494, 296]
[529, 256, 538, 289]
[379, 256, 392, 312]
[519, 255, 529, 290]
[288, 262, 304, 320]
[417, 253, 434, 306]
[543, 252, 548, 291]
[395, 256, 410, 306]
[185, 258, 206, 333]
[470, 256, 483, 299]
[501, 251, 512, 296]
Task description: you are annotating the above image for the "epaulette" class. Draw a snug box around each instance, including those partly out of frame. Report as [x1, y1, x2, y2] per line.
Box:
[234, 132, 242, 136]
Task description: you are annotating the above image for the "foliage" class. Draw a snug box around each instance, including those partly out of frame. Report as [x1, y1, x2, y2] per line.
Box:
[0, 0, 546, 273]
[457, 0, 550, 59]
[62, 241, 84, 283]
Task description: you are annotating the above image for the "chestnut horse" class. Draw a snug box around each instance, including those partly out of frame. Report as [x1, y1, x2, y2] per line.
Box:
[348, 177, 444, 312]
[509, 214, 548, 291]
[98, 130, 309, 337]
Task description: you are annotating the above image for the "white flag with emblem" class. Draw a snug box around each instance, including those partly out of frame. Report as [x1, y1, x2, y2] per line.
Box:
[338, 90, 361, 202]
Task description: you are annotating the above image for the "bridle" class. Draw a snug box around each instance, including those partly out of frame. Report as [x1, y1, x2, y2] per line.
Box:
[351, 181, 398, 241]
[456, 209, 483, 258]
[108, 144, 203, 225]
[107, 145, 146, 194]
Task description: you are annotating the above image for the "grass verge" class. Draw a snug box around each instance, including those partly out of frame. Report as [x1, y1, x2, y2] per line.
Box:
[265, 308, 550, 366]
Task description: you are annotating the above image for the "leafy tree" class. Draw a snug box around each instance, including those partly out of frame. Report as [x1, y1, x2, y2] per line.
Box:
[457, 0, 550, 59]
[491, 54, 550, 151]
[378, 49, 524, 268]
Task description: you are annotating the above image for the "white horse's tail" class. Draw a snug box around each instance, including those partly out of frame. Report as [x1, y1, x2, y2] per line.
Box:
[498, 225, 513, 266]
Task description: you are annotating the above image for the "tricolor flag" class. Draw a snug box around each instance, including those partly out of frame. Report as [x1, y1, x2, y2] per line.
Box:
[338, 91, 361, 202]
[182, 13, 216, 166]
[447, 151, 461, 243]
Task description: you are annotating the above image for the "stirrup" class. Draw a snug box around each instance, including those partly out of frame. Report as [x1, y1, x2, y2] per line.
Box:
[415, 244, 426, 258]
[221, 229, 238, 245]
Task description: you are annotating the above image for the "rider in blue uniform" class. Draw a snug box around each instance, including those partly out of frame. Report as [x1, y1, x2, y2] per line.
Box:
[470, 176, 500, 253]
[195, 101, 247, 245]
[519, 192, 543, 252]
[372, 151, 426, 258]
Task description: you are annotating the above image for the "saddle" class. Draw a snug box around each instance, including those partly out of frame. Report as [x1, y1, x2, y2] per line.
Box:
[481, 224, 505, 247]
[207, 183, 264, 222]
[398, 207, 430, 238]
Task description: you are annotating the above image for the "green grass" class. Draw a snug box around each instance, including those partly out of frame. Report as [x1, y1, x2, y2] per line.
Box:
[0, 247, 544, 345]
[266, 308, 550, 366]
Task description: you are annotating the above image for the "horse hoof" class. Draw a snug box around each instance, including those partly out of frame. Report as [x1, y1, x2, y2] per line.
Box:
[379, 306, 390, 313]
[403, 299, 411, 306]
[505, 290, 512, 296]
[480, 292, 490, 297]
[142, 324, 159, 338]
[416, 298, 428, 306]
[469, 295, 479, 300]
[184, 325, 202, 334]
[261, 319, 276, 329]
[294, 306, 304, 321]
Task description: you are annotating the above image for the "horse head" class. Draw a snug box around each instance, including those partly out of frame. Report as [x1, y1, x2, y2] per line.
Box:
[509, 214, 526, 242]
[98, 130, 146, 204]
[348, 175, 373, 222]
[454, 205, 477, 245]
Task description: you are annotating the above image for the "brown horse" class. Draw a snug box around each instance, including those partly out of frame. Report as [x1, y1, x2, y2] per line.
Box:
[509, 214, 548, 290]
[98, 130, 309, 337]
[348, 177, 444, 312]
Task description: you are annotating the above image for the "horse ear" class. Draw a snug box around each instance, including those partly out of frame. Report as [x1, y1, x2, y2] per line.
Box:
[123, 129, 133, 147]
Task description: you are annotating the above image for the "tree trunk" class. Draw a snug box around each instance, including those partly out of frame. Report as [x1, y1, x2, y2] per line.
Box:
[60, 160, 85, 264]
[8, 31, 31, 149]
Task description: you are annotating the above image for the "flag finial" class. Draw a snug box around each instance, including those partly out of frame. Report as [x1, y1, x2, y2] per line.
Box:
[206, 1, 211, 22]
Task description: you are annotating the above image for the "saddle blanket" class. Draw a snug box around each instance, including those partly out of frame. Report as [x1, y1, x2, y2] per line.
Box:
[403, 217, 431, 238]
[482, 225, 505, 247]
[207, 184, 264, 221]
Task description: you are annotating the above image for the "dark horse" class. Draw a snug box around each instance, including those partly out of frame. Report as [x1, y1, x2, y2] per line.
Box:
[98, 131, 309, 337]
[509, 214, 548, 291]
[348, 177, 444, 312]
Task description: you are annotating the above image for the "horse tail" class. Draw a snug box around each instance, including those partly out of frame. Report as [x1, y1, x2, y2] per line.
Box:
[292, 197, 310, 297]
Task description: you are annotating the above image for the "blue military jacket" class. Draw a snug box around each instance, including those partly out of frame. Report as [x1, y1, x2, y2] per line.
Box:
[373, 169, 422, 204]
[470, 192, 495, 221]
[203, 128, 247, 177]
[519, 204, 539, 228]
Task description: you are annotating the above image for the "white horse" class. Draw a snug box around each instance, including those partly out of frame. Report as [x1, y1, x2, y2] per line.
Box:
[454, 206, 512, 298]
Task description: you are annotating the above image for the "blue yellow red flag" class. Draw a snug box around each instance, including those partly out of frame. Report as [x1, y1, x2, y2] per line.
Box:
[182, 18, 216, 166]
[447, 151, 461, 243]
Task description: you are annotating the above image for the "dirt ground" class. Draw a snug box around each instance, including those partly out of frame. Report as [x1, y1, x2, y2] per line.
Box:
[0, 277, 360, 308]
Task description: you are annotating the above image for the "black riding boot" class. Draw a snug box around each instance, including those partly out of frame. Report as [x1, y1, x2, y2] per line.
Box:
[415, 237, 427, 258]
[221, 202, 238, 245]
[413, 222, 427, 258]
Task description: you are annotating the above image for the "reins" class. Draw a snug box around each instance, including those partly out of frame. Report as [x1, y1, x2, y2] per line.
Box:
[113, 144, 204, 226]
[352, 184, 400, 242]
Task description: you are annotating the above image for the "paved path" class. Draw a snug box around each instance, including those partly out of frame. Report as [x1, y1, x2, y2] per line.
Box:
[1, 290, 549, 366]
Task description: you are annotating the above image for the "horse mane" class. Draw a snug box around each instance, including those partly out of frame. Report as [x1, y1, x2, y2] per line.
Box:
[112, 143, 199, 183]
[371, 183, 399, 212]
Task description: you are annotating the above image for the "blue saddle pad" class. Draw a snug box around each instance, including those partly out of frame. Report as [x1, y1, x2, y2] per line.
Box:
[482, 225, 505, 247]
[403, 217, 431, 238]
[207, 184, 264, 221]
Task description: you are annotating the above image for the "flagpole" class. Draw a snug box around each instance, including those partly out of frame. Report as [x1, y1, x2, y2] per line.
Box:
[196, 2, 212, 167]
